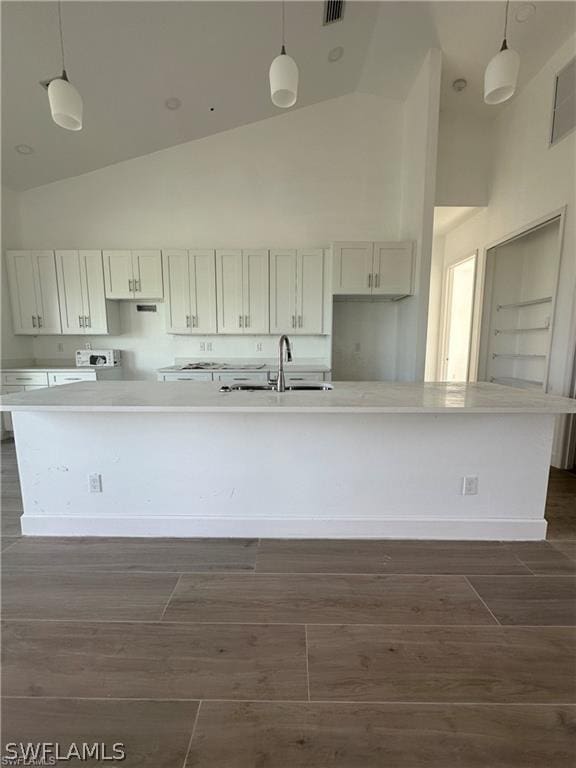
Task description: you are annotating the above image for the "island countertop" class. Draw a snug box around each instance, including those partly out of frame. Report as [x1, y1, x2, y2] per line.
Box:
[1, 380, 575, 414]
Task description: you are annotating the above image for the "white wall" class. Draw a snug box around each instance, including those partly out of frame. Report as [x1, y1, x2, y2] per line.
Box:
[1, 185, 33, 364]
[397, 49, 442, 381]
[332, 301, 398, 380]
[435, 112, 493, 206]
[7, 92, 406, 377]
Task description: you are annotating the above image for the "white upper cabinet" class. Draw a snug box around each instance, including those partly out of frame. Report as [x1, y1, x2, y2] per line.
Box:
[372, 241, 414, 297]
[56, 250, 110, 335]
[6, 250, 62, 334]
[216, 249, 269, 334]
[104, 250, 163, 299]
[332, 241, 414, 298]
[270, 249, 324, 334]
[164, 249, 217, 334]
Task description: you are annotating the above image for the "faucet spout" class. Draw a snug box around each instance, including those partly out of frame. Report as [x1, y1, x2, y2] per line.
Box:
[276, 335, 292, 392]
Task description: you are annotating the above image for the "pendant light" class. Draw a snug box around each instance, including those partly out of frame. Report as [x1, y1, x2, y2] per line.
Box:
[484, 0, 520, 105]
[269, 0, 299, 108]
[42, 1, 83, 131]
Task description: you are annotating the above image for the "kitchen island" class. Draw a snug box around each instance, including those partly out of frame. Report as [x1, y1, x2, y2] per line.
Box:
[2, 381, 575, 540]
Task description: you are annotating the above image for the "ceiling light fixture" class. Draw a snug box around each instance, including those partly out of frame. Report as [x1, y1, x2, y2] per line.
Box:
[484, 0, 520, 105]
[40, 1, 83, 131]
[452, 78, 467, 92]
[269, 0, 299, 108]
[15, 144, 34, 155]
[328, 46, 344, 63]
[515, 3, 536, 23]
[164, 97, 182, 111]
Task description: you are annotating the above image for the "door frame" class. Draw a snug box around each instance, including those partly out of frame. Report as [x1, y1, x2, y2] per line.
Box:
[438, 252, 478, 382]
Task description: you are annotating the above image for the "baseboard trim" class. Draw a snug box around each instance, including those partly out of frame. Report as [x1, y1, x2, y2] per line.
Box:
[20, 516, 548, 541]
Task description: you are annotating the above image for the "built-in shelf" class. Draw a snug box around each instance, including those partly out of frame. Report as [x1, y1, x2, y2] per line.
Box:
[497, 296, 553, 311]
[494, 325, 550, 335]
[492, 353, 547, 360]
[491, 376, 544, 388]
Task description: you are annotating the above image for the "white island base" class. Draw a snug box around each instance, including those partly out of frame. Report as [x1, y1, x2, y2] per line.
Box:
[12, 405, 557, 540]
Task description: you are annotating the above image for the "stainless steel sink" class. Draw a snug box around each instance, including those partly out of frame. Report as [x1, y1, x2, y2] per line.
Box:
[220, 382, 333, 393]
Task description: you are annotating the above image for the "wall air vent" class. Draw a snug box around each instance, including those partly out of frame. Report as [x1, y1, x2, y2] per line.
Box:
[323, 0, 345, 25]
[551, 56, 575, 146]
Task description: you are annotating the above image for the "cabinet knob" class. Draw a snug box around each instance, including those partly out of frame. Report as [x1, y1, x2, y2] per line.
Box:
[79, 315, 85, 328]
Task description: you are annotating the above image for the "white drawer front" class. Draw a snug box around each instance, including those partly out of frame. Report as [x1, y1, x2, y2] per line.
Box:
[49, 372, 96, 386]
[162, 372, 214, 382]
[216, 372, 269, 383]
[3, 372, 49, 386]
[284, 372, 326, 383]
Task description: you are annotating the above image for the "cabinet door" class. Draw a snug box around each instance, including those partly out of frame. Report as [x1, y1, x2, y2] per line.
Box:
[373, 241, 414, 297]
[216, 250, 244, 334]
[6, 251, 39, 334]
[104, 250, 134, 299]
[296, 249, 324, 334]
[242, 249, 269, 334]
[34, 251, 62, 334]
[164, 250, 192, 333]
[190, 250, 217, 334]
[332, 242, 373, 295]
[56, 251, 85, 334]
[134, 250, 163, 299]
[83, 251, 109, 334]
[270, 250, 297, 333]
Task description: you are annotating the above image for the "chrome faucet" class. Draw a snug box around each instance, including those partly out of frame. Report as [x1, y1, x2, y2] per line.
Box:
[276, 335, 293, 392]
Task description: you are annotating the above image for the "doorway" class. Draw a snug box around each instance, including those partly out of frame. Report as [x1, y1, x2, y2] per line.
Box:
[440, 254, 477, 382]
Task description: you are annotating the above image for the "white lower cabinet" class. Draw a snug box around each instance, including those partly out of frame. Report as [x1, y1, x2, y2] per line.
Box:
[164, 250, 217, 334]
[6, 250, 62, 334]
[216, 372, 269, 383]
[161, 372, 214, 382]
[49, 371, 97, 386]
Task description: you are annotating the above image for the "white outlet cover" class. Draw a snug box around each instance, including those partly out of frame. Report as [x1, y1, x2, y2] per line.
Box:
[89, 473, 103, 493]
[461, 476, 479, 496]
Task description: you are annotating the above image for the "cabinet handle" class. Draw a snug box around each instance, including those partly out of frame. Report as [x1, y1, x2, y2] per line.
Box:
[291, 315, 295, 328]
[298, 315, 303, 328]
[245, 315, 249, 328]
[186, 315, 190, 328]
[128, 279, 133, 292]
[79, 315, 85, 328]
[136, 279, 141, 292]
[85, 316, 91, 328]
[194, 315, 198, 328]
[239, 315, 243, 328]
[32, 315, 37, 328]
[37, 316, 43, 328]
[368, 273, 372, 288]
[375, 273, 380, 288]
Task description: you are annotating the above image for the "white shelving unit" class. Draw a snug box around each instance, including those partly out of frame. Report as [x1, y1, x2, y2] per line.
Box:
[479, 217, 562, 391]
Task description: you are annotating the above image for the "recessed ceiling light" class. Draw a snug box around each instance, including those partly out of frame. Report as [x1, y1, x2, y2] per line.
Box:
[15, 144, 34, 155]
[515, 3, 536, 23]
[164, 97, 182, 111]
[452, 78, 468, 92]
[328, 46, 344, 63]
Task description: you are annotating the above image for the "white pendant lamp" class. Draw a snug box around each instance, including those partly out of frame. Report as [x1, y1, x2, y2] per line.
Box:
[269, 0, 299, 108]
[484, 0, 520, 105]
[43, 2, 83, 130]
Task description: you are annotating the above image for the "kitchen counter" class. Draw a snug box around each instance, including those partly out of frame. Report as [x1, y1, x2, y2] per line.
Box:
[157, 359, 331, 374]
[1, 380, 575, 414]
[3, 381, 573, 541]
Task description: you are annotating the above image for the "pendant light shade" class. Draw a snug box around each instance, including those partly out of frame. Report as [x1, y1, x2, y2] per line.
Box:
[269, 46, 299, 108]
[484, 44, 520, 104]
[48, 72, 83, 131]
[484, 0, 519, 105]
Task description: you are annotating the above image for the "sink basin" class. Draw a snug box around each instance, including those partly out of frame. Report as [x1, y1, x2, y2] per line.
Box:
[220, 382, 333, 393]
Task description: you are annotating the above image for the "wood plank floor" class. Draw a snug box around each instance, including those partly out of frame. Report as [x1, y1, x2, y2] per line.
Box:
[2, 439, 576, 767]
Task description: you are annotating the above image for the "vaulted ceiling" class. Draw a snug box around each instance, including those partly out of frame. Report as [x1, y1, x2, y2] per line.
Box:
[2, 1, 574, 191]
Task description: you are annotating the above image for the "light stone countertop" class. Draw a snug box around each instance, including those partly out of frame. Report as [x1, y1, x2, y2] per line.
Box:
[1, 381, 575, 414]
[158, 359, 331, 373]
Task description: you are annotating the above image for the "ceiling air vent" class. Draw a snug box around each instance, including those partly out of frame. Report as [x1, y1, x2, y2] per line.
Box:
[323, 0, 345, 25]
[551, 56, 576, 146]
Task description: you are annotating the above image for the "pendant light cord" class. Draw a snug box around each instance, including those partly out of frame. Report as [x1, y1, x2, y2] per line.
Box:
[501, 0, 510, 50]
[57, 0, 66, 75]
[281, 0, 286, 54]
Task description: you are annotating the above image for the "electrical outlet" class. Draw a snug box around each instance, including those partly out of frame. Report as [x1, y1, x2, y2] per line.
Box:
[207, 342, 213, 352]
[199, 342, 206, 352]
[85, 342, 92, 350]
[57, 342, 64, 353]
[89, 473, 103, 493]
[461, 476, 479, 496]
[256, 343, 263, 352]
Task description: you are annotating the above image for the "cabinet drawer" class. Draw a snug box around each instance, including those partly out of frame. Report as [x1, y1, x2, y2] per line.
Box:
[3, 372, 49, 386]
[162, 372, 214, 382]
[49, 372, 96, 386]
[216, 372, 269, 383]
[284, 372, 325, 383]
